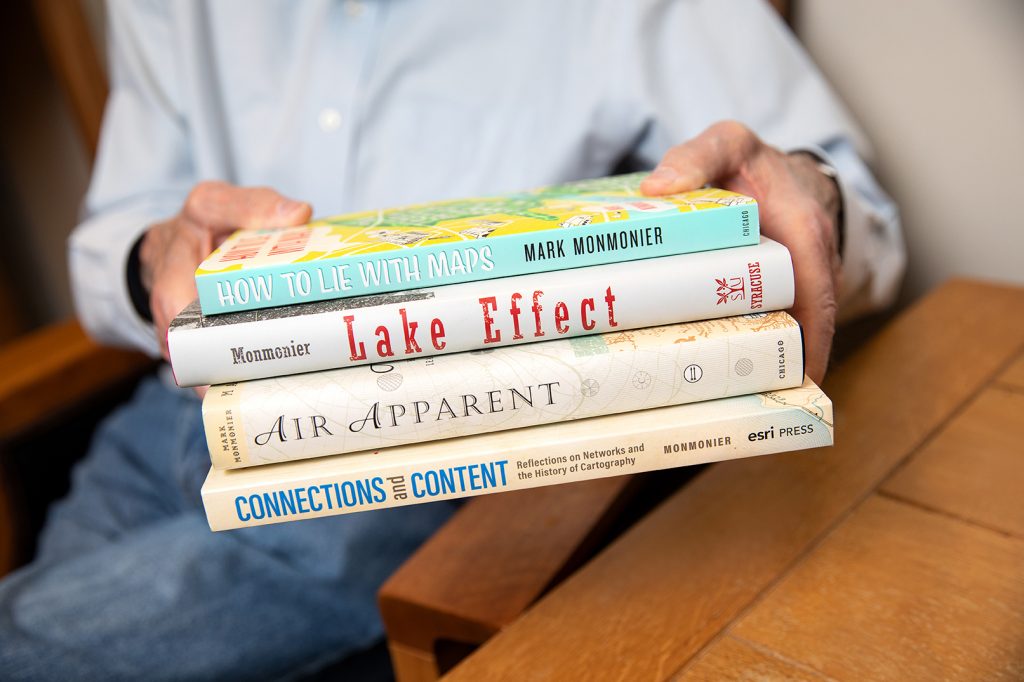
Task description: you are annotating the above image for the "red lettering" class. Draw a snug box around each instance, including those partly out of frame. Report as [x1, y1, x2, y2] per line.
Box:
[344, 315, 367, 361]
[532, 291, 545, 338]
[554, 302, 569, 334]
[479, 297, 501, 343]
[399, 308, 422, 354]
[267, 229, 311, 256]
[604, 287, 618, 327]
[580, 298, 596, 330]
[375, 326, 394, 357]
[430, 318, 446, 350]
[510, 293, 524, 340]
[220, 234, 271, 262]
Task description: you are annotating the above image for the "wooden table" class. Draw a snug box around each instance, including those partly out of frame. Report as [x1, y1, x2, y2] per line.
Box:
[444, 279, 1024, 680]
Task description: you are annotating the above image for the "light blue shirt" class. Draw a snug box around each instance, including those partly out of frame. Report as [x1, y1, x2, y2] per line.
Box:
[71, 0, 903, 355]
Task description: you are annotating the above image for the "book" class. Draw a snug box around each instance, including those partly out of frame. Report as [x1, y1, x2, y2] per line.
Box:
[202, 311, 804, 469]
[171, 237, 793, 386]
[200, 377, 832, 530]
[195, 173, 758, 315]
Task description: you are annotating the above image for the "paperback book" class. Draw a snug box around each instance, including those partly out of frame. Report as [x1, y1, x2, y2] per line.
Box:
[195, 173, 758, 314]
[202, 311, 804, 469]
[201, 378, 833, 530]
[171, 237, 793, 386]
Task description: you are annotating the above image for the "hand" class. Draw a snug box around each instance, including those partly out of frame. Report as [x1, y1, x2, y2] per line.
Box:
[140, 181, 312, 388]
[640, 121, 841, 383]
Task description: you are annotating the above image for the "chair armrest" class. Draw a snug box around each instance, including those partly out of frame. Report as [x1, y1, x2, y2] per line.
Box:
[0, 319, 153, 443]
[378, 476, 638, 681]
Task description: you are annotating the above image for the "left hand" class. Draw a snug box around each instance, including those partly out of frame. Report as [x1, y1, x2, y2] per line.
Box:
[641, 120, 841, 383]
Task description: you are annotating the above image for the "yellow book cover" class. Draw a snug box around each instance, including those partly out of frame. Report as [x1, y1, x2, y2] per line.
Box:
[195, 172, 757, 314]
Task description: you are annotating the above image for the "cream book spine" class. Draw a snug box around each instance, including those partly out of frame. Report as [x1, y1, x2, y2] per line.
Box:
[203, 312, 804, 469]
[201, 378, 833, 530]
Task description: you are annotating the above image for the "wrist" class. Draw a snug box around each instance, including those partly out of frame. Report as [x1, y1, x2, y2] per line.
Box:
[788, 150, 844, 260]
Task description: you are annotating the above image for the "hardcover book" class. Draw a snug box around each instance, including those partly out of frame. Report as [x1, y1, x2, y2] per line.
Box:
[201, 378, 833, 530]
[195, 172, 759, 315]
[202, 311, 804, 469]
[171, 237, 793, 386]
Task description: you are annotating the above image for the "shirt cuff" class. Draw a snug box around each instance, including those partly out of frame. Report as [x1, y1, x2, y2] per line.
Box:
[788, 142, 904, 322]
[69, 204, 171, 356]
[788, 144, 846, 263]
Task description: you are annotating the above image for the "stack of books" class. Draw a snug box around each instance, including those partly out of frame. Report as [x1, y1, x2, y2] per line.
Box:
[167, 173, 833, 531]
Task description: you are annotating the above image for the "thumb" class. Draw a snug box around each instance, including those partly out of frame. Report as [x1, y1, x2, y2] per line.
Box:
[640, 120, 761, 196]
[183, 181, 312, 234]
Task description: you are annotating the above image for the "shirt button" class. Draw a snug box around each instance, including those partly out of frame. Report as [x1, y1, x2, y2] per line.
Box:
[344, 0, 365, 18]
[318, 108, 342, 132]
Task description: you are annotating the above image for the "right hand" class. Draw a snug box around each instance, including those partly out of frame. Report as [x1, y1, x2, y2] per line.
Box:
[140, 181, 312, 361]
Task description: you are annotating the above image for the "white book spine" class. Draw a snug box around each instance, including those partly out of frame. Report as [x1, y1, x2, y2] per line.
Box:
[170, 238, 793, 386]
[203, 312, 804, 469]
[201, 379, 832, 530]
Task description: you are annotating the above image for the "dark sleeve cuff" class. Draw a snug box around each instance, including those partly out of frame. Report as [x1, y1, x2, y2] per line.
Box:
[126, 231, 153, 323]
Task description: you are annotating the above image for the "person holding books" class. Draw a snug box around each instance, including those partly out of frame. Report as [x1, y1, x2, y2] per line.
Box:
[0, 1, 903, 678]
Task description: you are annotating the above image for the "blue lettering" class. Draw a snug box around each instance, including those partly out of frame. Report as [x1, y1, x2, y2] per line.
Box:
[438, 467, 455, 494]
[371, 477, 387, 503]
[307, 486, 322, 512]
[279, 490, 297, 515]
[235, 496, 251, 522]
[424, 470, 440, 496]
[453, 465, 467, 490]
[481, 463, 497, 488]
[340, 481, 357, 506]
[411, 472, 426, 498]
[249, 494, 266, 520]
[469, 464, 481, 491]
[295, 487, 309, 514]
[320, 484, 335, 509]
[355, 478, 373, 504]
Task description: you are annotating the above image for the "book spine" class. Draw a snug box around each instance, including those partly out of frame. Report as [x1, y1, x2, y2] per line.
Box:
[202, 313, 804, 469]
[171, 238, 791, 386]
[195, 203, 758, 314]
[201, 387, 832, 530]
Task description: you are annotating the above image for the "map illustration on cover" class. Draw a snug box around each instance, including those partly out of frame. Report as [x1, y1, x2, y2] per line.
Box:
[195, 172, 759, 314]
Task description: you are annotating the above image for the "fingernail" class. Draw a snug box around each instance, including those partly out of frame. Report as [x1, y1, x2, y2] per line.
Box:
[277, 199, 306, 217]
[647, 166, 678, 183]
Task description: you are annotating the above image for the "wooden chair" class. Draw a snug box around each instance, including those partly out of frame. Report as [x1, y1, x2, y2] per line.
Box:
[0, 0, 153, 575]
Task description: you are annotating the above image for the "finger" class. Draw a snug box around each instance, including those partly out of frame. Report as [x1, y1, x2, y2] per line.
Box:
[791, 292, 835, 384]
[784, 219, 838, 383]
[194, 385, 209, 400]
[153, 277, 198, 360]
[151, 226, 210, 359]
[640, 120, 760, 196]
[183, 181, 312, 233]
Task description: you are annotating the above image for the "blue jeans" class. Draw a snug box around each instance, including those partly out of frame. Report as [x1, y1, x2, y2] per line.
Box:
[0, 376, 455, 680]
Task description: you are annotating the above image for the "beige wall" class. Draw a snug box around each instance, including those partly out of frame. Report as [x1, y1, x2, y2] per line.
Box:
[795, 0, 1024, 300]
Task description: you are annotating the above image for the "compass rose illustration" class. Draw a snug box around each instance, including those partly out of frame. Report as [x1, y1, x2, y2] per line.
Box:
[580, 378, 600, 397]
